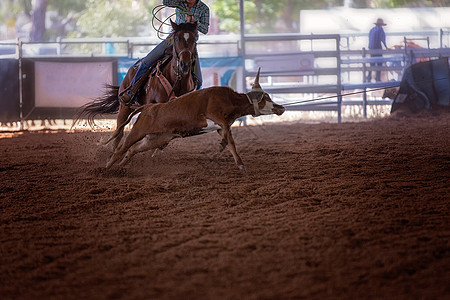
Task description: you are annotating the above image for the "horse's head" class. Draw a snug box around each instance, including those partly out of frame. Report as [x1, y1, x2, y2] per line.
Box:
[171, 20, 198, 75]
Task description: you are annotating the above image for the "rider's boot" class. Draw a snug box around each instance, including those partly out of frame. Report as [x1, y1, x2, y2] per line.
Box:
[119, 67, 153, 105]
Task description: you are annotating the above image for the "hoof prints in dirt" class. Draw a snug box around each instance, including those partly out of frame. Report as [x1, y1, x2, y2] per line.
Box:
[1, 113, 449, 300]
[90, 167, 128, 177]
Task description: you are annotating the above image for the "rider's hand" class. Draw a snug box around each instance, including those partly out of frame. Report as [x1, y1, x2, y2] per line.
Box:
[186, 14, 196, 23]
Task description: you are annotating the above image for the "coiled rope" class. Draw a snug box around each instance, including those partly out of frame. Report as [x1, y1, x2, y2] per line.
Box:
[151, 4, 191, 40]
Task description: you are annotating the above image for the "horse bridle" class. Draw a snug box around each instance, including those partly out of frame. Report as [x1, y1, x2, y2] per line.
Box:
[175, 49, 195, 71]
[166, 46, 197, 101]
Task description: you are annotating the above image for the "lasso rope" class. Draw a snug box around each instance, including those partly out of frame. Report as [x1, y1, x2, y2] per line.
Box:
[151, 4, 191, 40]
[280, 85, 398, 107]
[278, 76, 448, 107]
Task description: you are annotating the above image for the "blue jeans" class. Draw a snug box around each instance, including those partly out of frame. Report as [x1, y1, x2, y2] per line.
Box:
[367, 54, 382, 82]
[131, 40, 202, 89]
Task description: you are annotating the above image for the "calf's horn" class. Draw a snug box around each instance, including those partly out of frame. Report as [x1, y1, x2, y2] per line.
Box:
[252, 67, 262, 91]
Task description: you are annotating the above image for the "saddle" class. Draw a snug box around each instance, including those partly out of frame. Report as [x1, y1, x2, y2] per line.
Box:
[151, 54, 172, 77]
[142, 53, 197, 101]
[121, 48, 197, 105]
[119, 55, 173, 106]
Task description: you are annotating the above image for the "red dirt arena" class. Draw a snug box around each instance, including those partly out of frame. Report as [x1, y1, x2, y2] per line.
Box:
[0, 111, 449, 299]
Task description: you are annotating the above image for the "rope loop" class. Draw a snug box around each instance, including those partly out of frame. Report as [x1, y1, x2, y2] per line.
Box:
[152, 4, 191, 40]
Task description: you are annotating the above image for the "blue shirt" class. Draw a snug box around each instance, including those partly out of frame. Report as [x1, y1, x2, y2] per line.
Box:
[368, 25, 387, 50]
[163, 0, 210, 34]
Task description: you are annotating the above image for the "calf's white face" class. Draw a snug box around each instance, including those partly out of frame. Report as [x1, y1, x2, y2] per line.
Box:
[250, 92, 285, 116]
[248, 68, 285, 116]
[258, 95, 275, 115]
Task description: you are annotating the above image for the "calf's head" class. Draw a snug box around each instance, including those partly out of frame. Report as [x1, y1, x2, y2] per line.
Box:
[382, 86, 399, 100]
[247, 68, 285, 117]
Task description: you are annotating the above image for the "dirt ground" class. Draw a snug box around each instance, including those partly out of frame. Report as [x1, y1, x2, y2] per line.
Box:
[1, 111, 449, 300]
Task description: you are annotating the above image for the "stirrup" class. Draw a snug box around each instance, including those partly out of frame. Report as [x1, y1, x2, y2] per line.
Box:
[118, 92, 136, 107]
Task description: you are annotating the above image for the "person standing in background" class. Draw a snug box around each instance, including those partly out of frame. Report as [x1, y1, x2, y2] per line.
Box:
[367, 18, 389, 82]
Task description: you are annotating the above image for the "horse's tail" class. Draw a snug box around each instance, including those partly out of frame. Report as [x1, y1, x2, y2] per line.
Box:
[100, 105, 145, 146]
[72, 84, 120, 128]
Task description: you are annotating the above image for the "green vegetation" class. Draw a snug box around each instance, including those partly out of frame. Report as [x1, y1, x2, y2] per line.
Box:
[212, 0, 450, 33]
[1, 0, 448, 40]
[69, 0, 155, 38]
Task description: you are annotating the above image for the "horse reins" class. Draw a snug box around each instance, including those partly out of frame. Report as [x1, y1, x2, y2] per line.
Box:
[167, 48, 197, 100]
[154, 48, 196, 102]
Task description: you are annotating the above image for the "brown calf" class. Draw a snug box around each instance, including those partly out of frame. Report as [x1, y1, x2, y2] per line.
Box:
[382, 85, 399, 100]
[104, 69, 285, 172]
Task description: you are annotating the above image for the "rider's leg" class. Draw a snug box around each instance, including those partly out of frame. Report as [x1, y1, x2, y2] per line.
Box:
[121, 40, 171, 102]
[194, 57, 202, 90]
[132, 41, 167, 85]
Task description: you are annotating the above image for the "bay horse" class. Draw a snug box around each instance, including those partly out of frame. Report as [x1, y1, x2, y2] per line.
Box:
[73, 20, 198, 149]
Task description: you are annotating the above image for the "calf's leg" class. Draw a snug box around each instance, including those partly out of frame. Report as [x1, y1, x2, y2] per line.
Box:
[217, 125, 230, 152]
[226, 131, 246, 172]
[112, 104, 134, 150]
[118, 133, 179, 166]
[106, 118, 151, 169]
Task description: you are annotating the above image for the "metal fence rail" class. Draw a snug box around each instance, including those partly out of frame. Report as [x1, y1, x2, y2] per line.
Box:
[240, 33, 344, 121]
[239, 30, 450, 122]
[0, 35, 241, 59]
[1, 29, 449, 124]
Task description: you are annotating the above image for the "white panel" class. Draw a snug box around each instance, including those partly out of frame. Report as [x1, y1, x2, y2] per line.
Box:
[34, 61, 113, 108]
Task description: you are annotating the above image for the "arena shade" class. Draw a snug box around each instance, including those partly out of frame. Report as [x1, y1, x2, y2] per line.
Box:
[0, 59, 20, 122]
[300, 7, 450, 49]
[21, 57, 117, 120]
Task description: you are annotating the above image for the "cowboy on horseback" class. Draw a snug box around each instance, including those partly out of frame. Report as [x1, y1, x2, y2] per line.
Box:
[120, 0, 210, 104]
